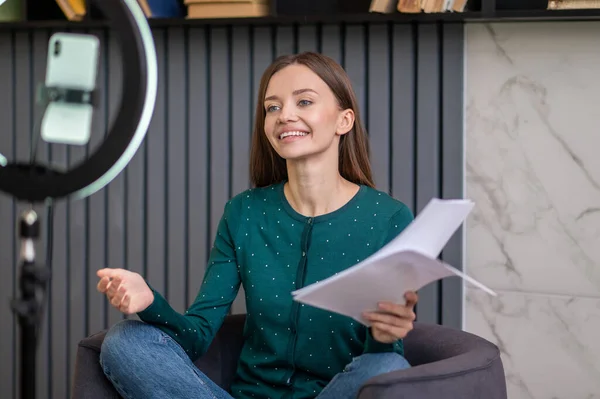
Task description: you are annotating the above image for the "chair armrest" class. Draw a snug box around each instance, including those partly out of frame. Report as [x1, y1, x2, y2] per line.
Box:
[357, 324, 507, 399]
[194, 313, 246, 391]
[72, 330, 119, 399]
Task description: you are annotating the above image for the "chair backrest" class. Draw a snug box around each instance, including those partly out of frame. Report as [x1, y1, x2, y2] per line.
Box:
[404, 322, 501, 366]
[199, 315, 504, 392]
[194, 314, 246, 391]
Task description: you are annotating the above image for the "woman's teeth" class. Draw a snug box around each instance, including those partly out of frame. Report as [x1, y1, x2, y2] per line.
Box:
[279, 131, 308, 140]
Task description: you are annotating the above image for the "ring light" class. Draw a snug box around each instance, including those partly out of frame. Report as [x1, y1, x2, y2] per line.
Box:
[0, 0, 158, 203]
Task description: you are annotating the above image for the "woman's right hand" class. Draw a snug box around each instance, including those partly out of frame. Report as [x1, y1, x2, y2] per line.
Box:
[96, 268, 154, 315]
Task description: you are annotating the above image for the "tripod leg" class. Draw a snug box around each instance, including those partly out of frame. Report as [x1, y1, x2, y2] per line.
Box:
[20, 293, 36, 399]
[10, 209, 51, 399]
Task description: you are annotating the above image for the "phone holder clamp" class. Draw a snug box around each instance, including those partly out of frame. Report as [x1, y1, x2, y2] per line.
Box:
[37, 84, 98, 107]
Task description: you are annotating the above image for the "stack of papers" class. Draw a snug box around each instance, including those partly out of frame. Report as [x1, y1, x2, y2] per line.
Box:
[292, 198, 496, 326]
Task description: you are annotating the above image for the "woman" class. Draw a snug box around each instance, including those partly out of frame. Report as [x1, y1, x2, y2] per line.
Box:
[97, 51, 418, 399]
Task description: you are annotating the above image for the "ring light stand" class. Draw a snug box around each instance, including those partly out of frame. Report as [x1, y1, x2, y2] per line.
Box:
[0, 1, 158, 398]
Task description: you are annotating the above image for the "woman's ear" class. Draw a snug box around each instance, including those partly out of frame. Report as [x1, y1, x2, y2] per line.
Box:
[336, 109, 355, 136]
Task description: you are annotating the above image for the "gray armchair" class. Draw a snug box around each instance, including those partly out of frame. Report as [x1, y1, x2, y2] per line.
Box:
[71, 314, 507, 398]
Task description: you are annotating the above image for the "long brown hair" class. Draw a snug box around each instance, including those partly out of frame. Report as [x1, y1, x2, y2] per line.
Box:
[249, 52, 374, 188]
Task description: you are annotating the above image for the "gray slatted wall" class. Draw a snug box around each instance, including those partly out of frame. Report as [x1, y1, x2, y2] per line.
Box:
[0, 21, 465, 399]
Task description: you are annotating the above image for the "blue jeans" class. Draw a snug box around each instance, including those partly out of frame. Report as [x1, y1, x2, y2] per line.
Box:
[100, 320, 410, 399]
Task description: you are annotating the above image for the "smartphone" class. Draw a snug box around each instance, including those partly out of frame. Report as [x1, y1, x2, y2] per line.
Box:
[40, 33, 100, 146]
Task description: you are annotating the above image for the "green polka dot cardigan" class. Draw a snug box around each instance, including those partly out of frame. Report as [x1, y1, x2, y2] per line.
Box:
[138, 181, 414, 398]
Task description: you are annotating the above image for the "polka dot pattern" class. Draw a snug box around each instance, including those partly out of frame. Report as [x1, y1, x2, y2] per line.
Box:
[137, 182, 415, 399]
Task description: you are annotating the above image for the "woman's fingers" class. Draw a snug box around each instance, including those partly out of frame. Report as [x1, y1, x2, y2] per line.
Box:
[97, 268, 123, 280]
[96, 276, 111, 293]
[110, 284, 127, 308]
[110, 293, 121, 308]
[106, 277, 122, 297]
[99, 275, 126, 312]
[371, 322, 410, 340]
[96, 268, 152, 314]
[362, 311, 412, 328]
[376, 301, 416, 320]
[119, 294, 131, 314]
[404, 291, 419, 307]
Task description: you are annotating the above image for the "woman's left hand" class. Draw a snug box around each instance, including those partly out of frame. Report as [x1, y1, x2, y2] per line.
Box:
[362, 291, 418, 343]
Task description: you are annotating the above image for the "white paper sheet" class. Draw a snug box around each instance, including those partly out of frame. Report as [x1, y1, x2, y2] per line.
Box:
[291, 198, 496, 326]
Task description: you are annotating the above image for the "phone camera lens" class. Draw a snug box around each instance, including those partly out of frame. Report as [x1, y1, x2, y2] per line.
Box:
[54, 40, 61, 56]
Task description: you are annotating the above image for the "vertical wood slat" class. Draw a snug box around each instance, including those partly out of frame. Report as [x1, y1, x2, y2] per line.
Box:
[106, 27, 126, 329]
[368, 24, 391, 194]
[275, 26, 294, 57]
[66, 21, 89, 388]
[343, 25, 366, 127]
[167, 27, 187, 314]
[13, 31, 31, 399]
[0, 22, 464, 398]
[390, 24, 416, 211]
[208, 26, 230, 262]
[49, 88, 68, 399]
[251, 26, 272, 128]
[0, 30, 15, 399]
[440, 23, 465, 330]
[123, 25, 146, 317]
[43, 27, 69, 399]
[415, 23, 442, 325]
[145, 29, 166, 303]
[187, 27, 209, 309]
[230, 26, 252, 314]
[30, 29, 51, 399]
[86, 28, 108, 339]
[320, 24, 341, 65]
[297, 25, 318, 53]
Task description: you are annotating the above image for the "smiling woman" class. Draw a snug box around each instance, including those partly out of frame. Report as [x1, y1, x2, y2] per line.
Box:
[96, 51, 418, 399]
[263, 66, 354, 163]
[251, 52, 373, 191]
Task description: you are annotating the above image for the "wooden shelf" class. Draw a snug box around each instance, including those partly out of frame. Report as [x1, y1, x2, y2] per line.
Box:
[0, 12, 471, 31]
[474, 8, 600, 21]
[2, 1, 600, 30]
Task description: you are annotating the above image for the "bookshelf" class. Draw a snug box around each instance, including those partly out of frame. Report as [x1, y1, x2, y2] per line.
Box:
[1, 0, 600, 30]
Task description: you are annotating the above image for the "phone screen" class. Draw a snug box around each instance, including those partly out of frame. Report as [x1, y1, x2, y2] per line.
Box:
[40, 33, 100, 146]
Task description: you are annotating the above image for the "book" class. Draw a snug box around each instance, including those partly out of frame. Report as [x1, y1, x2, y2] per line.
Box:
[137, 0, 152, 17]
[185, 0, 269, 18]
[146, 0, 184, 17]
[55, 0, 86, 21]
[292, 198, 496, 326]
[369, 0, 398, 13]
[452, 0, 469, 11]
[397, 0, 422, 13]
[548, 0, 600, 9]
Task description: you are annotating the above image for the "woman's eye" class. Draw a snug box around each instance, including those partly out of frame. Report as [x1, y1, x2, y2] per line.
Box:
[298, 100, 312, 106]
[266, 105, 280, 112]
